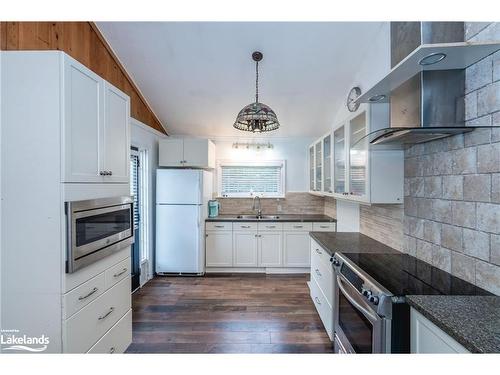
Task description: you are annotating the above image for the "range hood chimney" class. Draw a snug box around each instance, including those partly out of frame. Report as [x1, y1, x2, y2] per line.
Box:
[362, 21, 499, 146]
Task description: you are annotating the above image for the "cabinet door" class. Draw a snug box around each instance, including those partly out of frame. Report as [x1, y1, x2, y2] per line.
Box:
[323, 134, 332, 194]
[158, 139, 184, 167]
[64, 56, 104, 182]
[183, 138, 210, 168]
[349, 111, 369, 200]
[333, 125, 346, 194]
[102, 82, 130, 183]
[283, 232, 311, 267]
[205, 231, 233, 267]
[233, 231, 258, 267]
[309, 146, 315, 191]
[314, 141, 323, 191]
[258, 232, 282, 267]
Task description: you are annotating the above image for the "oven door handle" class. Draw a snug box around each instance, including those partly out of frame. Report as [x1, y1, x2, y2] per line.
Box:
[336, 275, 379, 323]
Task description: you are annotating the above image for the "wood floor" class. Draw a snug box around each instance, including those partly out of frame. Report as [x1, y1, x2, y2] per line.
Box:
[126, 274, 333, 353]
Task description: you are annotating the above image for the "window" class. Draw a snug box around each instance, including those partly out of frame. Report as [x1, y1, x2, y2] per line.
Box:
[217, 160, 285, 198]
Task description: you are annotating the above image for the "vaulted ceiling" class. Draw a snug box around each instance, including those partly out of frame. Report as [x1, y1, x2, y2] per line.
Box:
[97, 22, 388, 138]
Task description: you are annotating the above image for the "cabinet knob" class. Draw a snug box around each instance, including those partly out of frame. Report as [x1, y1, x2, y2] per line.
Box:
[108, 171, 113, 176]
[99, 171, 106, 176]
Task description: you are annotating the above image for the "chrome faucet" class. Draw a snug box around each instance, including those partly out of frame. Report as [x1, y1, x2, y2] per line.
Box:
[252, 196, 262, 218]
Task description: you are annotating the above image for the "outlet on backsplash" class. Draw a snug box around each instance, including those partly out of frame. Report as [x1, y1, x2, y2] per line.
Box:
[276, 198, 283, 213]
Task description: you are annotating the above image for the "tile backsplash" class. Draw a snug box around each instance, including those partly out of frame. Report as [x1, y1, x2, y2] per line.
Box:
[218, 192, 325, 215]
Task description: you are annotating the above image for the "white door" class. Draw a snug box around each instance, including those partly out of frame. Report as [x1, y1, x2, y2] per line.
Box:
[63, 56, 103, 182]
[156, 205, 201, 274]
[283, 232, 311, 267]
[156, 169, 202, 204]
[183, 138, 208, 168]
[102, 82, 130, 183]
[158, 138, 184, 167]
[205, 231, 233, 267]
[233, 231, 258, 267]
[258, 232, 282, 267]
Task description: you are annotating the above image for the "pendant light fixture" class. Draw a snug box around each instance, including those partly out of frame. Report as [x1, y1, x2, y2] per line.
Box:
[233, 51, 280, 133]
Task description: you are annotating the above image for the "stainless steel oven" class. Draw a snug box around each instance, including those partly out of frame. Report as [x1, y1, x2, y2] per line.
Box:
[332, 252, 393, 353]
[66, 196, 134, 273]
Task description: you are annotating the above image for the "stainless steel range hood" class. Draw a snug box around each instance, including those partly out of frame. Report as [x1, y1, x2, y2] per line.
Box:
[357, 22, 499, 147]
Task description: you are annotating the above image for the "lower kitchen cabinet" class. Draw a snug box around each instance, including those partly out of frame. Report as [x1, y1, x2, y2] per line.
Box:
[258, 232, 283, 267]
[410, 308, 469, 353]
[206, 231, 233, 267]
[233, 231, 259, 267]
[283, 232, 311, 267]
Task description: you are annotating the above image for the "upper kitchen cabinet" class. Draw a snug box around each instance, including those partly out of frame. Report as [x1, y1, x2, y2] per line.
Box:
[309, 104, 404, 204]
[309, 136, 328, 194]
[159, 138, 215, 169]
[63, 55, 130, 183]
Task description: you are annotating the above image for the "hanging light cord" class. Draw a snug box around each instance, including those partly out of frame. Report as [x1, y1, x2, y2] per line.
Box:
[255, 60, 259, 104]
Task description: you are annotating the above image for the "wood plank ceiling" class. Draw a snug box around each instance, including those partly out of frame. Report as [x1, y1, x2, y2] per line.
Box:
[0, 22, 167, 134]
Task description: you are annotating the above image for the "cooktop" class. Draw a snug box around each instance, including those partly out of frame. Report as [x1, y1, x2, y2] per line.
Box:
[340, 252, 491, 297]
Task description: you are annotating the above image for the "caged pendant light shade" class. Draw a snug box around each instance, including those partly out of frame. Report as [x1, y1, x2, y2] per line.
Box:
[233, 51, 280, 133]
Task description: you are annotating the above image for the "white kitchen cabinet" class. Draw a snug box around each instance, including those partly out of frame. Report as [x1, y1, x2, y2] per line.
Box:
[63, 55, 130, 183]
[64, 56, 103, 182]
[205, 231, 233, 267]
[309, 103, 403, 204]
[233, 231, 259, 267]
[258, 232, 282, 267]
[102, 82, 130, 183]
[410, 308, 469, 353]
[283, 231, 311, 267]
[159, 138, 215, 169]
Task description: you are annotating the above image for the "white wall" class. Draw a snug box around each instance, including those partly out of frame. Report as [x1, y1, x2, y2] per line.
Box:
[213, 137, 315, 193]
[130, 119, 166, 282]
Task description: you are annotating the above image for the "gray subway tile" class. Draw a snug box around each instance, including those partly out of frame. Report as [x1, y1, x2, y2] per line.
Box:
[424, 176, 442, 198]
[463, 174, 491, 202]
[442, 175, 463, 200]
[432, 199, 453, 224]
[423, 220, 441, 245]
[417, 198, 433, 220]
[490, 234, 500, 266]
[451, 252, 476, 284]
[466, 55, 492, 93]
[492, 173, 500, 204]
[432, 247, 452, 273]
[464, 92, 478, 121]
[451, 201, 476, 229]
[441, 224, 463, 252]
[416, 239, 434, 264]
[477, 80, 500, 116]
[463, 228, 490, 261]
[451, 147, 477, 174]
[410, 177, 425, 197]
[477, 202, 500, 234]
[464, 128, 491, 146]
[477, 143, 500, 173]
[475, 260, 500, 295]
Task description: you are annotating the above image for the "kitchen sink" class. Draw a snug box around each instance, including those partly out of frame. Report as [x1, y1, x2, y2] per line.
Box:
[236, 215, 280, 220]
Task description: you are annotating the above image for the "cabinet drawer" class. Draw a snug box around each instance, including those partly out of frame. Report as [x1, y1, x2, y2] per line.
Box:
[311, 250, 334, 305]
[63, 272, 106, 319]
[233, 222, 258, 231]
[310, 239, 332, 264]
[64, 276, 131, 353]
[310, 276, 333, 340]
[105, 258, 130, 289]
[283, 222, 313, 231]
[313, 222, 336, 232]
[206, 222, 232, 231]
[258, 222, 283, 231]
[88, 309, 132, 353]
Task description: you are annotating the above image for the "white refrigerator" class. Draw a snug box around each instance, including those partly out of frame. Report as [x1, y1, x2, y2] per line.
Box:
[156, 169, 213, 275]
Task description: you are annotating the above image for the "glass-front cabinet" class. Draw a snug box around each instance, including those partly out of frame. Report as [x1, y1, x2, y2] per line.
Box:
[308, 103, 404, 204]
[322, 134, 332, 194]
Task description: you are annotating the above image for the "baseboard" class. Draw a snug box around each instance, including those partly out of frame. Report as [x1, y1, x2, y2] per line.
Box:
[205, 267, 310, 274]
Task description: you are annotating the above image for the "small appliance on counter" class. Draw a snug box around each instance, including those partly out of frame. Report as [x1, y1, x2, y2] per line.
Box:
[208, 199, 220, 218]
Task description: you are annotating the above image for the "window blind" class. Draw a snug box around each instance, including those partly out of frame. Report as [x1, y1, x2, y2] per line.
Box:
[130, 154, 140, 229]
[221, 165, 282, 196]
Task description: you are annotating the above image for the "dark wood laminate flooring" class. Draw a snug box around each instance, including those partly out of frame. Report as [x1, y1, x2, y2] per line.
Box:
[126, 274, 333, 353]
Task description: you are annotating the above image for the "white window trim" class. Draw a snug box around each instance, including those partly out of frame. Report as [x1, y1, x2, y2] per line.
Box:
[217, 160, 286, 198]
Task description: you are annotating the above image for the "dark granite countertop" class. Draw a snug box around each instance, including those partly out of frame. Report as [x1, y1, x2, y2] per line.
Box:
[406, 295, 500, 353]
[309, 231, 399, 257]
[206, 214, 336, 222]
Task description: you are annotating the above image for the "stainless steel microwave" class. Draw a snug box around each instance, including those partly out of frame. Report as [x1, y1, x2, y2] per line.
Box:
[66, 196, 134, 273]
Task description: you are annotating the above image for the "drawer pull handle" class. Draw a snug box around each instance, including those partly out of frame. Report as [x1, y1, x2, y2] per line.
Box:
[78, 287, 98, 301]
[109, 347, 115, 354]
[241, 225, 251, 228]
[266, 226, 276, 228]
[113, 268, 128, 278]
[315, 249, 322, 255]
[293, 225, 303, 229]
[98, 307, 115, 321]
[214, 225, 225, 228]
[320, 225, 329, 228]
[314, 297, 321, 305]
[315, 269, 322, 277]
